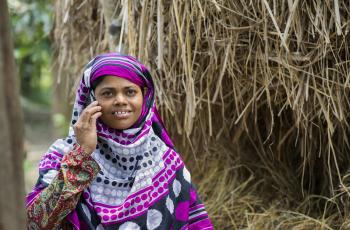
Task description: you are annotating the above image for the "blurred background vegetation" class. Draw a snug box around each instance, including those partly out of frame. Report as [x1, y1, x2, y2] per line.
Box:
[10, 0, 53, 105]
[9, 0, 57, 192]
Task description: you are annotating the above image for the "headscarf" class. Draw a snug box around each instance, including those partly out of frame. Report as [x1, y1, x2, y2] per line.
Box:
[27, 53, 213, 229]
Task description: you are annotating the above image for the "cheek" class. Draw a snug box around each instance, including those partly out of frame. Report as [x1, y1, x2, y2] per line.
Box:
[134, 96, 144, 113]
[97, 100, 111, 113]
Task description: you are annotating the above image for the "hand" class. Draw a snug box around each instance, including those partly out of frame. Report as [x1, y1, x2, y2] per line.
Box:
[73, 101, 102, 154]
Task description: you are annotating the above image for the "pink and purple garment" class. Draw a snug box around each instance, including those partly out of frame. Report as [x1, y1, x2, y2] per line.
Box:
[26, 53, 214, 230]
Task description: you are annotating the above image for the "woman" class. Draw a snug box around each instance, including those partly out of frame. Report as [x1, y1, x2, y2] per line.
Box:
[26, 53, 213, 230]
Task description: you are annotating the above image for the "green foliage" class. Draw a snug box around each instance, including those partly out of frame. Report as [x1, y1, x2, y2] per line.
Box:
[9, 0, 53, 105]
[53, 113, 70, 136]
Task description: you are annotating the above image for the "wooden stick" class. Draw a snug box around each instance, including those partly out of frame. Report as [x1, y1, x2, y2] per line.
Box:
[157, 0, 164, 69]
[334, 0, 342, 35]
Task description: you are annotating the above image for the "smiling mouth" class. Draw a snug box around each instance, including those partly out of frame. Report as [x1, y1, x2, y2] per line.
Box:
[112, 111, 132, 118]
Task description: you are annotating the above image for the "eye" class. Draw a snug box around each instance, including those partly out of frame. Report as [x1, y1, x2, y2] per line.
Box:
[101, 90, 113, 97]
[126, 89, 137, 96]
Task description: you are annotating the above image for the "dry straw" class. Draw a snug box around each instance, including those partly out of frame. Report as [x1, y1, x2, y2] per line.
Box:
[53, 0, 350, 228]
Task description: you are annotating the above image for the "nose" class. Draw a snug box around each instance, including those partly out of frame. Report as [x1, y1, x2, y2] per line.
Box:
[113, 93, 127, 105]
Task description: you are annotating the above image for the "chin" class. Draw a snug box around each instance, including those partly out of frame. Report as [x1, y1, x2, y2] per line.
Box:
[109, 121, 133, 130]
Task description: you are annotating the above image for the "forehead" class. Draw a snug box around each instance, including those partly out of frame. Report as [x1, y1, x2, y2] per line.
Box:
[96, 75, 140, 89]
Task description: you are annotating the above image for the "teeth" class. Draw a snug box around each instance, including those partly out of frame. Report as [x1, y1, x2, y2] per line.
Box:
[114, 111, 130, 115]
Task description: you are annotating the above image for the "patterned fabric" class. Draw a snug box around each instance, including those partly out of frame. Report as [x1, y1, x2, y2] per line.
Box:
[27, 144, 100, 229]
[26, 53, 213, 229]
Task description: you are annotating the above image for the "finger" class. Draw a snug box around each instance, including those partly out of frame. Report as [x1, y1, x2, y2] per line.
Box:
[90, 112, 102, 125]
[88, 100, 99, 107]
[81, 100, 99, 114]
[78, 102, 97, 124]
[80, 105, 102, 124]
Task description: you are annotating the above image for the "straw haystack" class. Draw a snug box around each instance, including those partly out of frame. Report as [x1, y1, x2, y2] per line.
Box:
[53, 0, 350, 228]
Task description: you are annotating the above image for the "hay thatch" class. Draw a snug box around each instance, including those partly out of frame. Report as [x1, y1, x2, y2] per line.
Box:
[52, 0, 350, 228]
[52, 0, 108, 92]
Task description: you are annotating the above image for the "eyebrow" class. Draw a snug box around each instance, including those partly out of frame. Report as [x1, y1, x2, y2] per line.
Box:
[101, 85, 136, 91]
[99, 86, 137, 91]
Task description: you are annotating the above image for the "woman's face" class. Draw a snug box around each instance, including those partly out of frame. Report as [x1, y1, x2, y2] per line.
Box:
[94, 76, 143, 130]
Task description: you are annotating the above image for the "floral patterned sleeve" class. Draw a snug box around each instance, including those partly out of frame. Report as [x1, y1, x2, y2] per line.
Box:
[26, 144, 100, 230]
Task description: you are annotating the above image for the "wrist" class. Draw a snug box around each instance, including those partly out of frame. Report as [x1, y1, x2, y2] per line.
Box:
[82, 146, 94, 155]
[75, 143, 94, 155]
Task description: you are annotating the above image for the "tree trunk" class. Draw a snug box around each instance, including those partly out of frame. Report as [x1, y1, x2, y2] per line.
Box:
[0, 0, 26, 229]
